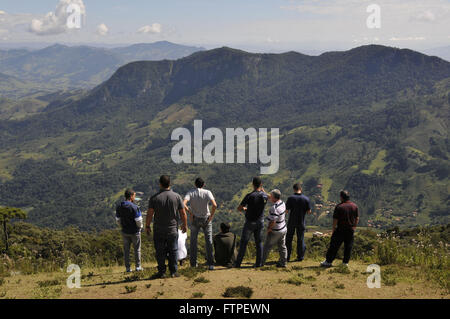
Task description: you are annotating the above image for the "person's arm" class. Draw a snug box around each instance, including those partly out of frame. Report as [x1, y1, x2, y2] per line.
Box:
[352, 207, 359, 231]
[306, 198, 312, 214]
[115, 207, 121, 227]
[267, 220, 276, 234]
[145, 208, 154, 235]
[208, 199, 218, 223]
[238, 194, 248, 212]
[183, 198, 193, 223]
[135, 208, 143, 230]
[332, 218, 338, 233]
[179, 207, 188, 233]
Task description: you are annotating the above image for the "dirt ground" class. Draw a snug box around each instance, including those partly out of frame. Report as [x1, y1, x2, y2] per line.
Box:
[1, 258, 448, 299]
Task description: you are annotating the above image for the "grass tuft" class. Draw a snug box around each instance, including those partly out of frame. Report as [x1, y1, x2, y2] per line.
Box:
[223, 286, 253, 299]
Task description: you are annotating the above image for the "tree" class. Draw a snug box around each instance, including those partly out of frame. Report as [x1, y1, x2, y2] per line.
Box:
[0, 207, 27, 253]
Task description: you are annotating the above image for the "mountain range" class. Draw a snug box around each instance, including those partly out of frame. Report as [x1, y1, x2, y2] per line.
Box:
[0, 41, 204, 98]
[0, 44, 448, 231]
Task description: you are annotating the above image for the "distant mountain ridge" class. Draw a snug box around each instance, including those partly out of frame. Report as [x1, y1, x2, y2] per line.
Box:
[0, 41, 205, 97]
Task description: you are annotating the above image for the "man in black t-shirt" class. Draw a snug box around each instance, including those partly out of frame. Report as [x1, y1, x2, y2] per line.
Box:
[146, 175, 187, 278]
[234, 177, 269, 268]
[285, 183, 311, 262]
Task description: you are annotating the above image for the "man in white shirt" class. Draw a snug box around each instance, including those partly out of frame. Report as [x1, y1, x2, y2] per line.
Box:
[184, 177, 218, 270]
[262, 189, 288, 268]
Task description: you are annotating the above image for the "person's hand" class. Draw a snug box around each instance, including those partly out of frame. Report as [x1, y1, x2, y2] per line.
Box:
[267, 228, 272, 234]
[145, 226, 151, 236]
[181, 224, 187, 233]
[207, 215, 213, 223]
[352, 226, 357, 231]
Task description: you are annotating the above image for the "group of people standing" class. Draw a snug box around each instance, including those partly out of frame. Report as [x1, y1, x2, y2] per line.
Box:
[115, 175, 359, 278]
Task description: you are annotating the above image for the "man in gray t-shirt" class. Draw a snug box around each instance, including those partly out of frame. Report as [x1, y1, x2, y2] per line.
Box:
[146, 175, 187, 278]
[183, 177, 217, 269]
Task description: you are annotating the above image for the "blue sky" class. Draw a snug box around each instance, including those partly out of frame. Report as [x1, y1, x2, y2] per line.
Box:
[0, 0, 449, 52]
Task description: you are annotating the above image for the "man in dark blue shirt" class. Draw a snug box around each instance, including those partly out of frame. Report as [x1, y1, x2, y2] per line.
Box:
[235, 177, 269, 268]
[116, 188, 143, 272]
[285, 183, 311, 262]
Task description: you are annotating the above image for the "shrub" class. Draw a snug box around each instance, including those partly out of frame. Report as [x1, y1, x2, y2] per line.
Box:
[124, 285, 137, 294]
[223, 286, 253, 298]
[193, 276, 210, 284]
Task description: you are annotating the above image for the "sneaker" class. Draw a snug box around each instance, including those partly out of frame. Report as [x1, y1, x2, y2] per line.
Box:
[276, 263, 287, 268]
[252, 264, 262, 268]
[208, 265, 215, 271]
[125, 268, 132, 273]
[171, 272, 181, 278]
[320, 260, 332, 268]
[233, 264, 241, 269]
[342, 263, 349, 267]
[296, 258, 304, 262]
[135, 267, 144, 272]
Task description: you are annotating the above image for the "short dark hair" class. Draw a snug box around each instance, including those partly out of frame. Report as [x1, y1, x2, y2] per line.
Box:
[293, 183, 302, 191]
[160, 175, 171, 188]
[340, 190, 350, 201]
[195, 177, 205, 188]
[124, 188, 135, 200]
[252, 176, 262, 188]
[220, 223, 231, 233]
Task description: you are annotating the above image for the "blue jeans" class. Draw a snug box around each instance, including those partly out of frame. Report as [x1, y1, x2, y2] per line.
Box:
[235, 219, 264, 267]
[153, 231, 178, 274]
[190, 216, 214, 266]
[286, 224, 306, 261]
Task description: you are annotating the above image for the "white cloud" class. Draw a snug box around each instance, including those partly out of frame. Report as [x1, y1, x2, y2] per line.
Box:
[389, 36, 426, 41]
[410, 10, 436, 23]
[29, 0, 86, 36]
[0, 10, 6, 15]
[137, 23, 162, 34]
[96, 23, 108, 36]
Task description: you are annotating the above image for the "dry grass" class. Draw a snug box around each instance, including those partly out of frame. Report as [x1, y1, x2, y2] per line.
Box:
[0, 259, 448, 299]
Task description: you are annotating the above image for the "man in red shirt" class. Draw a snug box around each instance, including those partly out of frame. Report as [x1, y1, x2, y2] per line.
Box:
[321, 190, 359, 267]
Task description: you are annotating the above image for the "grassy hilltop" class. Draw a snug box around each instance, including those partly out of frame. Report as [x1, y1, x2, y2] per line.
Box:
[0, 223, 448, 299]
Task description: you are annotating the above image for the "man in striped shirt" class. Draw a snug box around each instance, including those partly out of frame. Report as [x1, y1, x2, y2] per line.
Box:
[262, 189, 288, 268]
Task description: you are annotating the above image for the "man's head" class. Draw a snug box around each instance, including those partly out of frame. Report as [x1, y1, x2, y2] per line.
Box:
[195, 177, 205, 188]
[293, 183, 302, 193]
[125, 188, 136, 202]
[159, 175, 171, 189]
[220, 222, 231, 233]
[270, 189, 281, 203]
[252, 176, 262, 189]
[340, 190, 350, 202]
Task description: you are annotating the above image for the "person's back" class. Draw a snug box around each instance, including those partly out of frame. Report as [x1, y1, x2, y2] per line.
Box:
[214, 223, 237, 267]
[334, 201, 359, 230]
[116, 200, 142, 235]
[150, 189, 183, 235]
[242, 190, 268, 222]
[286, 193, 310, 229]
[185, 188, 214, 217]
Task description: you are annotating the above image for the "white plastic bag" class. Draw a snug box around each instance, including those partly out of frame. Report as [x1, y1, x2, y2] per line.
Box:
[177, 229, 188, 261]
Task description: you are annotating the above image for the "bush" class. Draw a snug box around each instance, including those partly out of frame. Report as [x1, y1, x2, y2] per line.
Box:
[124, 285, 137, 294]
[223, 286, 253, 298]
